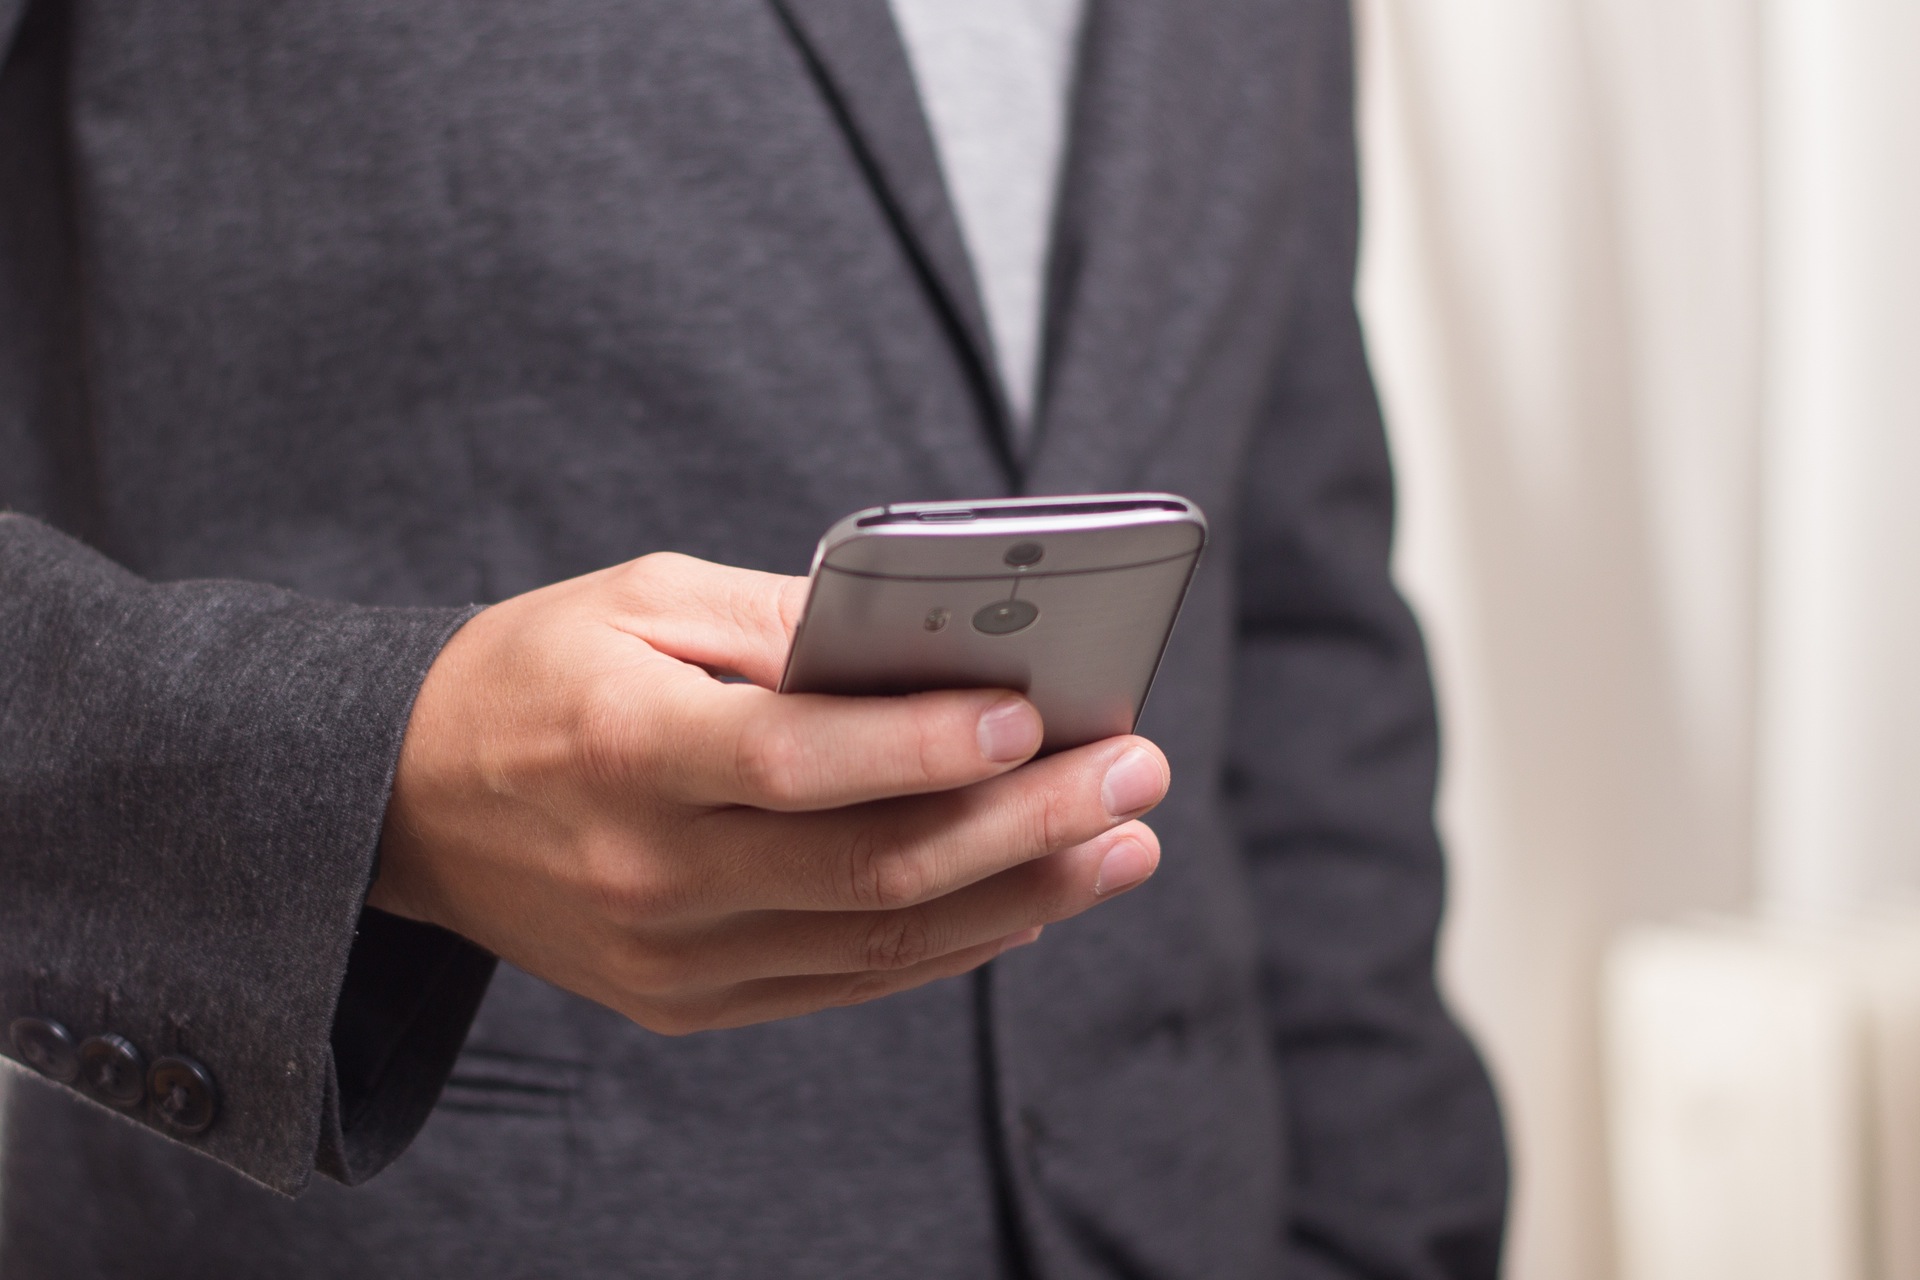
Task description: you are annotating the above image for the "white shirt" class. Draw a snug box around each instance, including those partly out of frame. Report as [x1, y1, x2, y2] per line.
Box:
[888, 0, 1086, 435]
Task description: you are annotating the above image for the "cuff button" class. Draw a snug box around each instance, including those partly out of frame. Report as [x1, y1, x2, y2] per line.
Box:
[9, 1017, 80, 1084]
[148, 1056, 219, 1137]
[78, 1034, 148, 1108]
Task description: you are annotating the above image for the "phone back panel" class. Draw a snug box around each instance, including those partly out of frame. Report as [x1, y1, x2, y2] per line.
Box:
[779, 496, 1206, 753]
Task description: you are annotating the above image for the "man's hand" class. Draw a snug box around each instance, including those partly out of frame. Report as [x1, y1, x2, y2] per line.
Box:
[370, 552, 1167, 1034]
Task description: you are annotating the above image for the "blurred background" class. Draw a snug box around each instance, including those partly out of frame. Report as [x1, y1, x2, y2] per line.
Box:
[1353, 1, 1920, 1277]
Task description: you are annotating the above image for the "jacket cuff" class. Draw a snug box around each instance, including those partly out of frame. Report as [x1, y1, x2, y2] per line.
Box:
[316, 908, 498, 1185]
[0, 514, 482, 1193]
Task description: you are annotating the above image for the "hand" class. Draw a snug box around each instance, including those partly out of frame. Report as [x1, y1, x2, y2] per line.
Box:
[370, 552, 1168, 1034]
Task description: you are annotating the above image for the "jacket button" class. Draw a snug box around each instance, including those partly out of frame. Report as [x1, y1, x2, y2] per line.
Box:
[8, 1017, 80, 1084]
[78, 1034, 148, 1108]
[148, 1055, 219, 1136]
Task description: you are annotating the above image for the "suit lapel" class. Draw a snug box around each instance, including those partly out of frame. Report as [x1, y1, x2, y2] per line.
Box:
[768, 0, 1315, 496]
[768, 0, 1019, 474]
[1025, 0, 1316, 495]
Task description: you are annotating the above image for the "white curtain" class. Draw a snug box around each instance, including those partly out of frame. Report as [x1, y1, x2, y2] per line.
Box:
[1354, 1, 1920, 1276]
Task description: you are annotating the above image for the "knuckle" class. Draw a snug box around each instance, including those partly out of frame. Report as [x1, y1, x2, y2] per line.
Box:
[623, 941, 698, 996]
[645, 986, 756, 1036]
[830, 972, 897, 1009]
[775, 576, 810, 636]
[586, 847, 682, 932]
[1018, 783, 1071, 859]
[905, 715, 944, 791]
[846, 826, 928, 911]
[613, 940, 674, 995]
[613, 933, 726, 1024]
[722, 580, 780, 648]
[621, 551, 682, 597]
[733, 717, 810, 808]
[860, 910, 936, 972]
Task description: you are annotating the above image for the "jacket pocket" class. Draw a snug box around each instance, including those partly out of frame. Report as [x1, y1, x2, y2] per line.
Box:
[437, 1048, 582, 1120]
[368, 1047, 585, 1268]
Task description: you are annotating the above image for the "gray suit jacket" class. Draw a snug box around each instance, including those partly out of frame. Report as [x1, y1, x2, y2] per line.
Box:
[0, 1, 1506, 1276]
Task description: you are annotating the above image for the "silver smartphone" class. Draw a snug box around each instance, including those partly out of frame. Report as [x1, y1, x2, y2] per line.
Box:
[779, 493, 1207, 754]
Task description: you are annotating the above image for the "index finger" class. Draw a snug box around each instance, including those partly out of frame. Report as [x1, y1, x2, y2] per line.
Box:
[602, 552, 808, 688]
[645, 671, 1047, 811]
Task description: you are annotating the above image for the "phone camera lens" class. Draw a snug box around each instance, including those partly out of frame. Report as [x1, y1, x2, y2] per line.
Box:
[972, 599, 1040, 635]
[924, 608, 950, 632]
[1004, 541, 1044, 568]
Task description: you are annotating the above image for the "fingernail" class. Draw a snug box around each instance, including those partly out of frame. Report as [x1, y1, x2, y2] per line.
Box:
[1094, 837, 1155, 896]
[978, 698, 1043, 762]
[1101, 747, 1167, 817]
[1002, 926, 1044, 951]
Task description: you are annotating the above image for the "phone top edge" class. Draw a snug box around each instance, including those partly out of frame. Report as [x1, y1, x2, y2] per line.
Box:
[810, 493, 1207, 572]
[854, 493, 1202, 528]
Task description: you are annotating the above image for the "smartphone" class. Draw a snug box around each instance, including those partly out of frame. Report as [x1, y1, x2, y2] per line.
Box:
[779, 493, 1207, 754]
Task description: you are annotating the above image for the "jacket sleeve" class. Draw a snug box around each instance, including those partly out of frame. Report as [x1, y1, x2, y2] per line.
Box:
[0, 514, 497, 1194]
[1227, 8, 1509, 1277]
